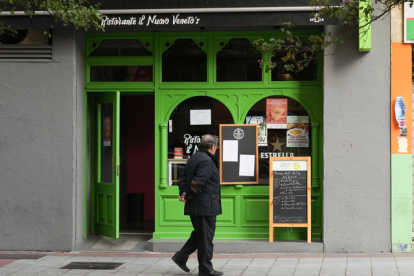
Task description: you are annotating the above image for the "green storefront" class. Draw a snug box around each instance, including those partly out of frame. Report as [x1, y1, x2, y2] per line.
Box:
[85, 29, 324, 243]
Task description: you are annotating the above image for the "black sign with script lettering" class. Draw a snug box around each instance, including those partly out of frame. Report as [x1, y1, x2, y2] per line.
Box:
[2, 0, 340, 29]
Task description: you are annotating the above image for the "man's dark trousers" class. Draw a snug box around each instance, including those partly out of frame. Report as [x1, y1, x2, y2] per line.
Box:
[174, 215, 217, 273]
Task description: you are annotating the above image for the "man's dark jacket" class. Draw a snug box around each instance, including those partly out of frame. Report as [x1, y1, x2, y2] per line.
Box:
[178, 149, 222, 216]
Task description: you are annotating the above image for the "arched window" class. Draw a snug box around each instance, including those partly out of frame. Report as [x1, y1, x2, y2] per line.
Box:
[168, 97, 234, 159]
[245, 97, 312, 184]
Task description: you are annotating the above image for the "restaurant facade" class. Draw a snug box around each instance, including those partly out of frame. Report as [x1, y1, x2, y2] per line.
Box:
[0, 1, 411, 253]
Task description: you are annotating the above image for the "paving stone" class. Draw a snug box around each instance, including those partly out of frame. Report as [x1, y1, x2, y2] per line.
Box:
[0, 267, 24, 273]
[226, 258, 252, 265]
[249, 258, 276, 267]
[241, 269, 269, 276]
[321, 258, 347, 266]
[134, 272, 164, 276]
[298, 257, 323, 263]
[60, 269, 95, 274]
[132, 258, 161, 265]
[243, 267, 271, 273]
[320, 267, 346, 274]
[33, 269, 67, 276]
[320, 272, 345, 276]
[345, 274, 372, 276]
[111, 272, 139, 276]
[221, 263, 249, 270]
[66, 257, 95, 262]
[87, 271, 119, 275]
[58, 274, 90, 276]
[275, 257, 299, 263]
[372, 273, 398, 276]
[268, 266, 296, 275]
[112, 257, 139, 263]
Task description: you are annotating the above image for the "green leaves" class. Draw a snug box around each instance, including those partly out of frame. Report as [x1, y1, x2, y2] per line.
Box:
[254, 22, 320, 73]
[256, 0, 407, 72]
[0, 0, 104, 33]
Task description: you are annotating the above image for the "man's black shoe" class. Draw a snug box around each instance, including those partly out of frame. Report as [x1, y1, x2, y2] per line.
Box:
[198, 270, 224, 276]
[172, 256, 190, 273]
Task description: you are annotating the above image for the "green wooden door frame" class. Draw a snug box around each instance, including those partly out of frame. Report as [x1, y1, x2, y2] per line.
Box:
[89, 92, 121, 239]
[84, 31, 324, 241]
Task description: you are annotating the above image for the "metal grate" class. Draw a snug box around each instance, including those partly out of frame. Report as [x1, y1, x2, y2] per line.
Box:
[60, 262, 124, 270]
[0, 44, 52, 62]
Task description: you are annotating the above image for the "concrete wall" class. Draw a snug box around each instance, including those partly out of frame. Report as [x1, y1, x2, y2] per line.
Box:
[323, 15, 391, 252]
[0, 30, 85, 251]
[74, 31, 86, 249]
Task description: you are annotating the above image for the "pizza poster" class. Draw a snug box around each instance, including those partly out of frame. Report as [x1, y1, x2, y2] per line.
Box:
[267, 99, 287, 129]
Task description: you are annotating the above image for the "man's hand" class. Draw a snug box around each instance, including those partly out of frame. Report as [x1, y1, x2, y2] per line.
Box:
[190, 179, 198, 193]
[179, 192, 187, 202]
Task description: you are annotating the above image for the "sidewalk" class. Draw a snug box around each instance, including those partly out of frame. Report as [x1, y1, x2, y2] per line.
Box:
[1, 251, 414, 276]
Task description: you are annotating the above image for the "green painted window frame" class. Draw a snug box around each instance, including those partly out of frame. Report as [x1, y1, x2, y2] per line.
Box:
[86, 31, 323, 91]
[85, 30, 324, 241]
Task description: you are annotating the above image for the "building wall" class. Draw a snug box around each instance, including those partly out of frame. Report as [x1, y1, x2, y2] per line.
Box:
[323, 15, 391, 252]
[74, 31, 86, 249]
[390, 5, 413, 253]
[0, 30, 84, 251]
[403, 2, 414, 243]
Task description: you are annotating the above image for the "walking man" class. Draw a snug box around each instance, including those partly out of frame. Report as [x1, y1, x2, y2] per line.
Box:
[172, 134, 223, 276]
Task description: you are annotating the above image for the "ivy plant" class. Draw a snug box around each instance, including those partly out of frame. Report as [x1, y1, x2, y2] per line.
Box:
[255, 0, 413, 72]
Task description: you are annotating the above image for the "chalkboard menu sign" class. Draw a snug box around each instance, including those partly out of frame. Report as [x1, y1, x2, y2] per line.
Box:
[219, 124, 258, 184]
[269, 157, 311, 243]
[273, 169, 307, 224]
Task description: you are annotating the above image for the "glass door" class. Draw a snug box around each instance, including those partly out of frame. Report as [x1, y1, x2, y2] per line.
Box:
[93, 92, 120, 238]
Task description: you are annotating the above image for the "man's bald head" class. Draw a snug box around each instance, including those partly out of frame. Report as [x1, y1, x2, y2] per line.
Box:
[199, 134, 218, 151]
